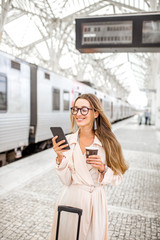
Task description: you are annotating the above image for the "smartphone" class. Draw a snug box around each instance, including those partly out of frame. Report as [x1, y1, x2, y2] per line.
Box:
[50, 127, 70, 150]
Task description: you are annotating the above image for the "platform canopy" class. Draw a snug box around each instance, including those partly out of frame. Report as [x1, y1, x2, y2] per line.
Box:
[0, 0, 160, 105]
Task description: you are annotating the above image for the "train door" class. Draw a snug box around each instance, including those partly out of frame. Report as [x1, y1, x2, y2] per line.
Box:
[120, 104, 122, 118]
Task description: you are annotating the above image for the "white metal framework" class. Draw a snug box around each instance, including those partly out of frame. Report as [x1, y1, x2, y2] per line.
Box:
[0, 0, 160, 100]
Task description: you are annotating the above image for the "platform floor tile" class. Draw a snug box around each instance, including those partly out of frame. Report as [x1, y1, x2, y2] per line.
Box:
[0, 118, 160, 240]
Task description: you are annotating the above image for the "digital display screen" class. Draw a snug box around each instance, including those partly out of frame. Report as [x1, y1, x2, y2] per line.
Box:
[82, 21, 133, 45]
[142, 20, 160, 44]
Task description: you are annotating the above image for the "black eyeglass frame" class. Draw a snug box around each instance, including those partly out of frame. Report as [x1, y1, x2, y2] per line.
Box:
[70, 107, 94, 116]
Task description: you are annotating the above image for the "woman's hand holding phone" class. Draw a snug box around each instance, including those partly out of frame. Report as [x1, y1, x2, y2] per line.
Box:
[50, 127, 70, 165]
[52, 136, 69, 165]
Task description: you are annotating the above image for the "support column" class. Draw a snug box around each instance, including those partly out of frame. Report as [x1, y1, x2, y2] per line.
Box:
[149, 54, 160, 128]
[149, 0, 160, 128]
[154, 54, 160, 129]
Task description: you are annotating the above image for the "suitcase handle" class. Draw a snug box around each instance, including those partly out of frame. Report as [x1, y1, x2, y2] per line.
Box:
[56, 205, 83, 240]
[58, 205, 82, 216]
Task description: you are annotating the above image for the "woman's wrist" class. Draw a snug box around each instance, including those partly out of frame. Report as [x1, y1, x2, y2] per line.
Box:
[98, 164, 107, 174]
[56, 155, 63, 165]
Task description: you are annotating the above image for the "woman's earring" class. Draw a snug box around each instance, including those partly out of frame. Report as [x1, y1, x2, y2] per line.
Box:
[94, 118, 97, 130]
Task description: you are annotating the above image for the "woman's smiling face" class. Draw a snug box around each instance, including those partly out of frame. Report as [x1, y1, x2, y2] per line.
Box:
[73, 99, 94, 128]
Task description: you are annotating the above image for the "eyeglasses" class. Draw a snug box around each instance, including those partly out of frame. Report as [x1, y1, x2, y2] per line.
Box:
[71, 107, 93, 116]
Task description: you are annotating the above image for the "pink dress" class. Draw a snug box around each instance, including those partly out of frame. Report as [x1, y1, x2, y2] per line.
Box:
[50, 130, 122, 240]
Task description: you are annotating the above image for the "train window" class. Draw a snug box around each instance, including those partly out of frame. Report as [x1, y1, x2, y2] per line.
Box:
[11, 60, 21, 70]
[63, 90, 70, 111]
[52, 88, 60, 110]
[0, 74, 7, 111]
[44, 72, 50, 80]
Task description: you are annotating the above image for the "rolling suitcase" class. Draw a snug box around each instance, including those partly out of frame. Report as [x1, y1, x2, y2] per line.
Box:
[56, 205, 83, 240]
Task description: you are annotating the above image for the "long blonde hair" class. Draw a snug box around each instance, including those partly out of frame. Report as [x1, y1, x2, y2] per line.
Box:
[71, 93, 128, 175]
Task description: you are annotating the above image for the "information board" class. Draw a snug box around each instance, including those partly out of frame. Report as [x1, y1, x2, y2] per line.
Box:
[76, 13, 160, 53]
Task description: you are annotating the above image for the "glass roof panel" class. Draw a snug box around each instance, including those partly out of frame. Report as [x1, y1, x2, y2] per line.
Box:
[0, 0, 156, 107]
[4, 15, 42, 47]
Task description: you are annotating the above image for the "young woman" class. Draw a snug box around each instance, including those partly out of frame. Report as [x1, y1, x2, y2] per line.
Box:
[50, 93, 128, 240]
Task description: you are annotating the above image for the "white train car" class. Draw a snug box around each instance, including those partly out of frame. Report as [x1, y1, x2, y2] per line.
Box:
[0, 51, 135, 166]
[0, 52, 30, 162]
[72, 80, 94, 100]
[30, 66, 73, 144]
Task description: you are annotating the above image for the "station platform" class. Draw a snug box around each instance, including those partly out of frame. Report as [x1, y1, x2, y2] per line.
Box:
[0, 116, 160, 240]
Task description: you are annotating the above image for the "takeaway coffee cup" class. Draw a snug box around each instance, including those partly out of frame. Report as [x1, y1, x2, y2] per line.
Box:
[85, 146, 98, 158]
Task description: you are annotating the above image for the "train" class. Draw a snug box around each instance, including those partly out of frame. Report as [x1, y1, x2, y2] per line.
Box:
[0, 51, 135, 166]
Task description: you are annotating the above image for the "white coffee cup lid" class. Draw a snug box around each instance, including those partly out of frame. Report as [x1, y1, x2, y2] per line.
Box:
[85, 146, 98, 150]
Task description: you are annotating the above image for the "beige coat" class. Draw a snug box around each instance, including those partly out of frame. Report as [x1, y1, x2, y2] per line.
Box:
[50, 130, 122, 240]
